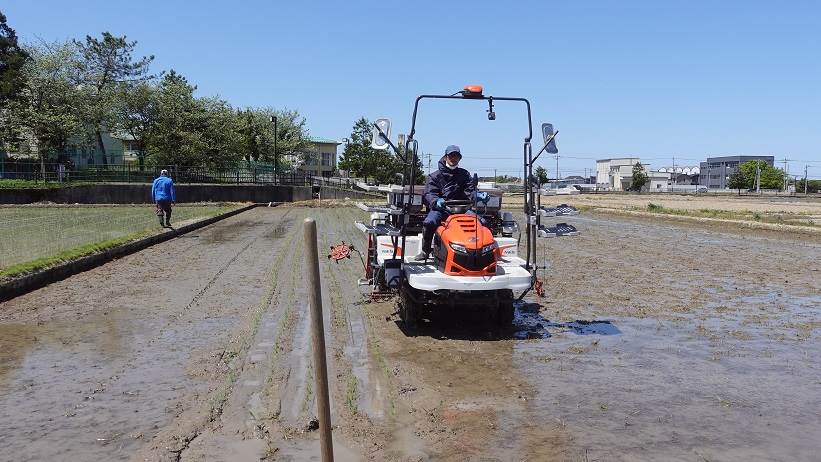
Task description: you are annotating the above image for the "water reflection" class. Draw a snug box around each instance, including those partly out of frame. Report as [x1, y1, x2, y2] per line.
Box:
[513, 302, 621, 339]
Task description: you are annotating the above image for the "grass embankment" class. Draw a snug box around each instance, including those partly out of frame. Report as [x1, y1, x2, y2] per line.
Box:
[0, 203, 241, 280]
[0, 231, 155, 280]
[0, 179, 82, 189]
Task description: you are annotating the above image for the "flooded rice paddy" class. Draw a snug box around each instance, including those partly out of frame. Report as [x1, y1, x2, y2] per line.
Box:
[0, 206, 818, 461]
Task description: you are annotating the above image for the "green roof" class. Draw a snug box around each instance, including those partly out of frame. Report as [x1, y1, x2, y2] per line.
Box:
[309, 137, 340, 145]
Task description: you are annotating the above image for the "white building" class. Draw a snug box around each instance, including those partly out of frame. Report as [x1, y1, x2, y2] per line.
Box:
[596, 158, 641, 191]
[647, 170, 673, 192]
[596, 157, 680, 192]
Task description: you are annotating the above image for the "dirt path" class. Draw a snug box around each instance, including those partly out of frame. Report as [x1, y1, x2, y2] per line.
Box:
[1, 206, 819, 461]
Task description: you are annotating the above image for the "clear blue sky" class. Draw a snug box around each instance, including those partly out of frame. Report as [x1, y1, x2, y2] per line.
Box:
[5, 0, 820, 178]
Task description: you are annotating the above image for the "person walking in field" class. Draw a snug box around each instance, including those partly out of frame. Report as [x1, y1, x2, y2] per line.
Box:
[152, 169, 176, 228]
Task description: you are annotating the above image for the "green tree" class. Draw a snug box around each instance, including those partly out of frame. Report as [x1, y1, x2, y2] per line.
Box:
[75, 32, 155, 165]
[145, 71, 203, 166]
[727, 169, 749, 192]
[395, 135, 425, 184]
[795, 178, 821, 193]
[338, 117, 423, 184]
[1, 41, 85, 175]
[0, 10, 29, 105]
[738, 160, 786, 190]
[197, 96, 243, 167]
[240, 107, 311, 165]
[239, 109, 264, 162]
[112, 81, 157, 169]
[534, 165, 549, 185]
[338, 117, 386, 181]
[629, 162, 648, 191]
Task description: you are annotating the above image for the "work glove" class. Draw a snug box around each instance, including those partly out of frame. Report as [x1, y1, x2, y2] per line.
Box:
[433, 198, 445, 211]
[475, 191, 490, 203]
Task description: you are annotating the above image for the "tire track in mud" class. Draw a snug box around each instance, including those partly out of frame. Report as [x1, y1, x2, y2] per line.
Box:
[137, 209, 302, 462]
[84, 217, 269, 408]
[325, 208, 391, 424]
[165, 207, 360, 461]
[320, 209, 387, 432]
[272, 211, 340, 431]
[254, 206, 390, 459]
[298, 207, 397, 458]
[115, 209, 297, 461]
[321, 206, 440, 460]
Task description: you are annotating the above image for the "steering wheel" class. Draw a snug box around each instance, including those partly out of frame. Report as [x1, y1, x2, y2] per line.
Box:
[443, 199, 472, 214]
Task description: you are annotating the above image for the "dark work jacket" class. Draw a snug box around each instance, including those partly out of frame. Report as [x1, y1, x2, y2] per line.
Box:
[423, 156, 476, 207]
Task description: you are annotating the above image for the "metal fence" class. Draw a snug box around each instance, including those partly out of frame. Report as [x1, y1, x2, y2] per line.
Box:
[0, 161, 314, 186]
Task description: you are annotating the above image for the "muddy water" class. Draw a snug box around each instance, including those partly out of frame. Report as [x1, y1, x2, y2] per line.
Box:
[513, 313, 820, 460]
[531, 214, 819, 460]
[336, 208, 820, 460]
[1, 206, 819, 461]
[0, 208, 294, 461]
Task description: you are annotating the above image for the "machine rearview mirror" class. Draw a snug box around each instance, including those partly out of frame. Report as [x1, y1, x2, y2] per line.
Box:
[371, 118, 391, 150]
[541, 123, 558, 154]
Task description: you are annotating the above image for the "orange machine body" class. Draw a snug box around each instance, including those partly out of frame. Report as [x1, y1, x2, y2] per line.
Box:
[433, 214, 498, 276]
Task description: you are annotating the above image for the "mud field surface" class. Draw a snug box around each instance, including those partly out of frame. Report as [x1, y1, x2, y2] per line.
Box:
[510, 193, 821, 215]
[1, 206, 819, 461]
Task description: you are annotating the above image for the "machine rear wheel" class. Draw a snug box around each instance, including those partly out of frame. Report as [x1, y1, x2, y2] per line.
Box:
[399, 285, 419, 331]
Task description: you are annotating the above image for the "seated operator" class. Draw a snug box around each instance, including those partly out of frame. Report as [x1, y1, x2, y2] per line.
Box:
[414, 145, 489, 261]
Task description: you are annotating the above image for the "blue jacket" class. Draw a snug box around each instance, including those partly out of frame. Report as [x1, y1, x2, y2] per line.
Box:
[152, 176, 176, 202]
[423, 156, 476, 207]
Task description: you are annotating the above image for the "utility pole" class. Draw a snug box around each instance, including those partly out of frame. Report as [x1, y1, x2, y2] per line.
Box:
[755, 162, 761, 194]
[271, 115, 278, 183]
[554, 154, 560, 188]
[805, 165, 809, 194]
[780, 158, 790, 192]
[672, 156, 676, 193]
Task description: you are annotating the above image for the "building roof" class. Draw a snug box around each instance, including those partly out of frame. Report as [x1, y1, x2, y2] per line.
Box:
[309, 137, 340, 145]
[658, 166, 700, 174]
[705, 155, 774, 162]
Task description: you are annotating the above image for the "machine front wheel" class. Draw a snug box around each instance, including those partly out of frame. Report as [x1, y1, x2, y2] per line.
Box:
[496, 289, 515, 328]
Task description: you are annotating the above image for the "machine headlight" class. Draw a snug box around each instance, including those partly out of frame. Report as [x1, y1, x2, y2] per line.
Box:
[481, 242, 498, 254]
[449, 242, 468, 254]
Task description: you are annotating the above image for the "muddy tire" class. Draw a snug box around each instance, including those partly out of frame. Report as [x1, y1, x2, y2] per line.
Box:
[400, 286, 418, 331]
[496, 290, 515, 328]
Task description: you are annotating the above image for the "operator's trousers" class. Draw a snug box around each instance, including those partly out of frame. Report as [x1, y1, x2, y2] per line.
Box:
[421, 209, 483, 254]
[421, 210, 447, 253]
[156, 200, 173, 227]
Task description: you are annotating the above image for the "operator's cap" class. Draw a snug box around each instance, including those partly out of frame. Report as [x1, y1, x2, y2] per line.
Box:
[444, 145, 462, 158]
